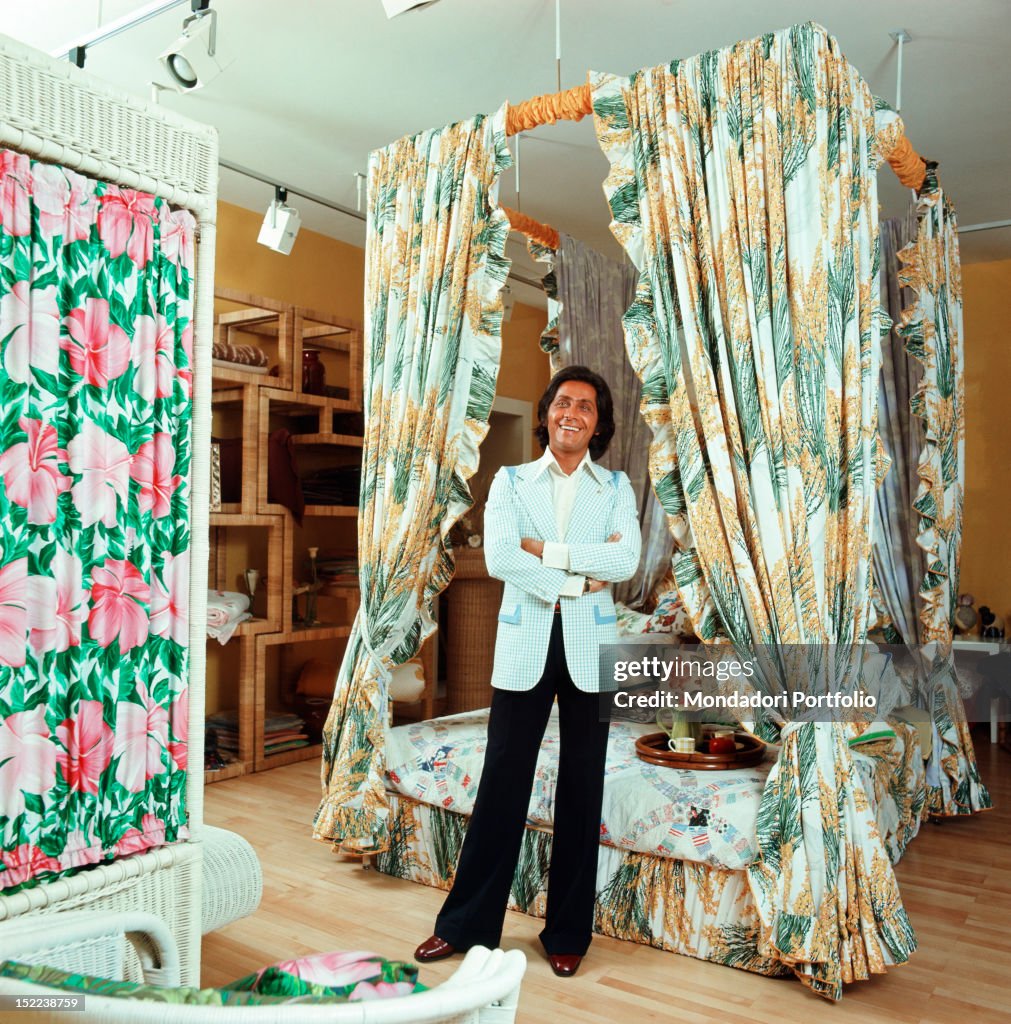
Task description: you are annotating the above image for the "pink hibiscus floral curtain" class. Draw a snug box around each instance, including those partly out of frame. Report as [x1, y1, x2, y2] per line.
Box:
[0, 148, 194, 892]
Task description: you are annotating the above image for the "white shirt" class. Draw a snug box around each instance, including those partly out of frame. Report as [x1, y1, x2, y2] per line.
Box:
[530, 447, 593, 598]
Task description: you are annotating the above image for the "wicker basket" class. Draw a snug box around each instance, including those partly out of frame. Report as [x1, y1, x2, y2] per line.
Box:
[444, 548, 502, 714]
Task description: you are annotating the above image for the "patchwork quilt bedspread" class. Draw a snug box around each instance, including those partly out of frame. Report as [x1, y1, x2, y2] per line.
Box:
[384, 709, 924, 871]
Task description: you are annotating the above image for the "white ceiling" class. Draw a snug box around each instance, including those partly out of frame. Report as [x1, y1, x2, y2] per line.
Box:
[4, 0, 1010, 301]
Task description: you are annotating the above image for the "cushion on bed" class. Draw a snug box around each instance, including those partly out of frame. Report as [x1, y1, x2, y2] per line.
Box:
[646, 590, 694, 637]
[615, 591, 695, 638]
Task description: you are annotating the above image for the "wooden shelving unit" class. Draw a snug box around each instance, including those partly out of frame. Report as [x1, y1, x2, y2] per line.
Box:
[204, 288, 364, 784]
[301, 505, 359, 518]
[203, 761, 247, 785]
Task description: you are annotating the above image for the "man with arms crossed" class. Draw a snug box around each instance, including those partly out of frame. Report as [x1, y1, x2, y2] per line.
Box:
[415, 365, 641, 978]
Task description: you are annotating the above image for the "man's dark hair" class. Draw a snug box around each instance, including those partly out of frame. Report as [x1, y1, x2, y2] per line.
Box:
[535, 365, 615, 460]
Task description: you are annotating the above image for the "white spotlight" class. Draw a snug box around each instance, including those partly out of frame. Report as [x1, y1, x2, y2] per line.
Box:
[257, 187, 301, 255]
[381, 0, 443, 18]
[159, 1, 231, 92]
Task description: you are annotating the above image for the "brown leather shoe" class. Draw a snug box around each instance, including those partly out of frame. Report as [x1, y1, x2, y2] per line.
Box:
[547, 953, 583, 977]
[414, 935, 457, 962]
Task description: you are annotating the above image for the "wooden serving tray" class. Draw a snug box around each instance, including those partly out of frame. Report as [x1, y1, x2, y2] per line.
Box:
[635, 732, 766, 770]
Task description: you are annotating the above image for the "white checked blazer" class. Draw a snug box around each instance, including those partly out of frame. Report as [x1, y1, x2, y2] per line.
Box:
[483, 458, 641, 693]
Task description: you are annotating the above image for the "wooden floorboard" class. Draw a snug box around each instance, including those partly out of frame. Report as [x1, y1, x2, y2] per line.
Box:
[202, 731, 1010, 1022]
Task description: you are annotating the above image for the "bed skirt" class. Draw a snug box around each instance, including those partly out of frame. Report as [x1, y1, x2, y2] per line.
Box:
[375, 792, 789, 977]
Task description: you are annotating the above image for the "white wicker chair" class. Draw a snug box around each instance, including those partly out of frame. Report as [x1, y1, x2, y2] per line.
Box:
[0, 32, 218, 985]
[0, 912, 527, 1024]
[199, 828, 262, 936]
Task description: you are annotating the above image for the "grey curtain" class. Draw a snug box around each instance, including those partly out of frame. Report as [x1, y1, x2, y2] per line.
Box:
[551, 232, 671, 607]
[874, 209, 927, 645]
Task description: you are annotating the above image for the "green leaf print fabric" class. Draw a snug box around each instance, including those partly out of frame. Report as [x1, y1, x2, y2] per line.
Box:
[313, 108, 512, 852]
[881, 147, 990, 816]
[590, 24, 917, 999]
[0, 950, 425, 1004]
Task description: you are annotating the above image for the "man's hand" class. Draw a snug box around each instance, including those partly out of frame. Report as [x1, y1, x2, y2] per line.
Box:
[522, 532, 620, 563]
[585, 534, 621, 593]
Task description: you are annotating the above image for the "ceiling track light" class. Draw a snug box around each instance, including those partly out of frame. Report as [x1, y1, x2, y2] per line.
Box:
[53, 0, 191, 64]
[159, 0, 231, 92]
[257, 186, 302, 255]
[381, 0, 444, 17]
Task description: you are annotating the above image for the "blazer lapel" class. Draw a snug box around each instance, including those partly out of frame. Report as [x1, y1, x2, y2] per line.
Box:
[514, 466, 559, 542]
[564, 464, 609, 542]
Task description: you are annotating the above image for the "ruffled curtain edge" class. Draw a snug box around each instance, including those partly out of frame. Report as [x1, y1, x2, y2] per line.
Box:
[312, 105, 513, 853]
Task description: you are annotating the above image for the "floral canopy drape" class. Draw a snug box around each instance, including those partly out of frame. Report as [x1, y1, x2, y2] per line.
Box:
[874, 209, 925, 648]
[884, 153, 991, 816]
[0, 150, 193, 892]
[870, 177, 989, 816]
[313, 109, 511, 853]
[592, 23, 915, 998]
[893, 162, 965, 648]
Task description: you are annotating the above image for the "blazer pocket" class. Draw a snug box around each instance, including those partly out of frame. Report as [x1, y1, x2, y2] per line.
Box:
[593, 605, 617, 625]
[498, 605, 522, 625]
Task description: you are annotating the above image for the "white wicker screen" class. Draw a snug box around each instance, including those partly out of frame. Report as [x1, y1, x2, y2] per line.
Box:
[0, 34, 217, 217]
[0, 32, 218, 987]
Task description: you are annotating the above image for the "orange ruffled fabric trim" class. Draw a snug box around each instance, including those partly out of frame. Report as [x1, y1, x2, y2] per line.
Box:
[882, 133, 928, 190]
[502, 205, 559, 250]
[505, 83, 593, 136]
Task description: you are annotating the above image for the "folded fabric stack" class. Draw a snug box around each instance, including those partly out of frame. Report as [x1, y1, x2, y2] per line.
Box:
[317, 555, 358, 585]
[264, 710, 309, 755]
[212, 338, 269, 370]
[206, 710, 240, 760]
[207, 590, 252, 644]
[300, 466, 361, 506]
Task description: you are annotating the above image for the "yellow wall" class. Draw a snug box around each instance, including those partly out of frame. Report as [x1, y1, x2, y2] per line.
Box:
[215, 199, 549, 428]
[961, 258, 1011, 628]
[215, 201, 365, 319]
[497, 300, 552, 458]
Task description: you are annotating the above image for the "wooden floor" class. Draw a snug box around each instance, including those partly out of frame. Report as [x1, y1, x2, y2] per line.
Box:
[203, 733, 1011, 1022]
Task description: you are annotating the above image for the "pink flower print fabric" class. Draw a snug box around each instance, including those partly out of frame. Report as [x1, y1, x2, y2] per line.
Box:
[0, 149, 194, 891]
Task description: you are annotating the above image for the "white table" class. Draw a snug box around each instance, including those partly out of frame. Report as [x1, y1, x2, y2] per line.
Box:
[951, 637, 1006, 743]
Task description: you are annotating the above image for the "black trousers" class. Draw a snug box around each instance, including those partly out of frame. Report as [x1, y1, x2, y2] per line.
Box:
[434, 613, 610, 955]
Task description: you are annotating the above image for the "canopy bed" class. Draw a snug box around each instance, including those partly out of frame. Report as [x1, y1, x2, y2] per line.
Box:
[312, 21, 988, 1000]
[0, 34, 218, 984]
